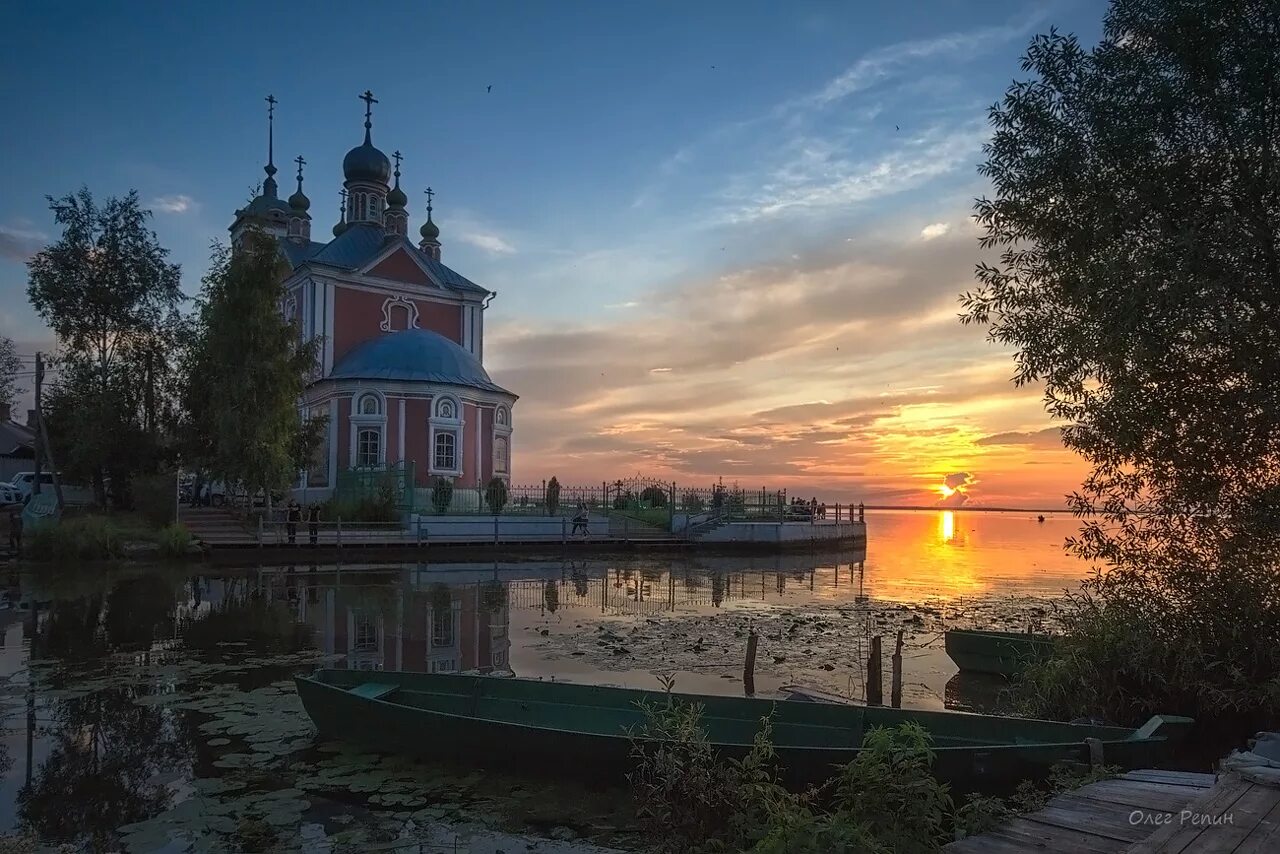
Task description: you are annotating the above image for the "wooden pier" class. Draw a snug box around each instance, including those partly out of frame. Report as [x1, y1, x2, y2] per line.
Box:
[945, 769, 1215, 854]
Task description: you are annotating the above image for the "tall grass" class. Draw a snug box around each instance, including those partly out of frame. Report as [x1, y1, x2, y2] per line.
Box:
[155, 523, 193, 558]
[628, 692, 1119, 853]
[26, 516, 125, 561]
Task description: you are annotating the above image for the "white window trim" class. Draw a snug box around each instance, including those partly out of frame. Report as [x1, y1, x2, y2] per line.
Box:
[430, 428, 461, 476]
[349, 390, 388, 469]
[492, 405, 513, 480]
[429, 395, 464, 477]
[354, 426, 384, 469]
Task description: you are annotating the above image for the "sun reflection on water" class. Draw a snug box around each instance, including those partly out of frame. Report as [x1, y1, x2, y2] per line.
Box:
[940, 510, 955, 543]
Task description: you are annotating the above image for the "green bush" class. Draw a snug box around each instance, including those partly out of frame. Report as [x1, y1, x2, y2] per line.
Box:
[430, 477, 454, 514]
[485, 477, 509, 515]
[131, 472, 178, 526]
[546, 476, 561, 516]
[682, 491, 705, 513]
[640, 485, 668, 507]
[156, 523, 192, 557]
[628, 697, 1114, 853]
[26, 516, 125, 561]
[1012, 579, 1280, 732]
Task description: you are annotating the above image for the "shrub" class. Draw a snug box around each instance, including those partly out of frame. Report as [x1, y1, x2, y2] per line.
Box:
[682, 491, 705, 513]
[131, 472, 178, 526]
[26, 516, 125, 561]
[1012, 582, 1280, 734]
[545, 476, 561, 516]
[625, 698, 1117, 853]
[430, 477, 454, 514]
[156, 523, 192, 558]
[485, 477, 509, 515]
[640, 485, 668, 507]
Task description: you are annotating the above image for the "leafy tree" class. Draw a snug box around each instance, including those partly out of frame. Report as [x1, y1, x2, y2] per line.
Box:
[545, 476, 561, 516]
[640, 485, 668, 507]
[188, 232, 321, 512]
[430, 476, 454, 513]
[963, 0, 1280, 724]
[26, 189, 184, 504]
[0, 335, 23, 410]
[485, 476, 509, 515]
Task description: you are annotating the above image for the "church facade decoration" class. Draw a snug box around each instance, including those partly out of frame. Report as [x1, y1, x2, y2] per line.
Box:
[230, 92, 517, 493]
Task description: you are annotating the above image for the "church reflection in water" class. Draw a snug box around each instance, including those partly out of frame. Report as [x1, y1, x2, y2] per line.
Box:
[257, 565, 513, 676]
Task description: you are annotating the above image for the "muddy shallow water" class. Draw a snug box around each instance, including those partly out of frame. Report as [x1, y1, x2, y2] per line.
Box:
[0, 510, 1088, 851]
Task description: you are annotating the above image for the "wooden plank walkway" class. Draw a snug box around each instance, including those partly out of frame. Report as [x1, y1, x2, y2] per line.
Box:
[1128, 769, 1280, 853]
[945, 770, 1216, 854]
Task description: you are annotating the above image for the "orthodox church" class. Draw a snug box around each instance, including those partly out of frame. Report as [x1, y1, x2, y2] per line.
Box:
[230, 92, 516, 494]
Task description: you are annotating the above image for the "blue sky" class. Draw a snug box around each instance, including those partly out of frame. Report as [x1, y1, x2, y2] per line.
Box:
[0, 0, 1106, 504]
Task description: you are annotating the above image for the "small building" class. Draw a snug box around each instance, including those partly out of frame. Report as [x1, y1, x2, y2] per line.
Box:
[230, 92, 517, 503]
[0, 404, 35, 484]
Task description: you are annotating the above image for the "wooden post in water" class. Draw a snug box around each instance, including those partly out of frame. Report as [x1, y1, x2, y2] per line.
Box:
[867, 635, 883, 705]
[891, 630, 904, 708]
[743, 628, 759, 696]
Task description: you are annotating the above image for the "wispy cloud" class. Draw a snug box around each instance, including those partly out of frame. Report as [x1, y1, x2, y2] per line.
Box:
[920, 222, 951, 240]
[149, 194, 197, 214]
[809, 18, 1039, 107]
[721, 123, 988, 224]
[0, 224, 47, 262]
[458, 230, 517, 255]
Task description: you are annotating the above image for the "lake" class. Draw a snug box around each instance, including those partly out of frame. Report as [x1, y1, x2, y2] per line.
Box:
[0, 509, 1089, 851]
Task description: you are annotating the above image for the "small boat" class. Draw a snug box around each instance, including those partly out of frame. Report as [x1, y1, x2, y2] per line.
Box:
[945, 628, 1058, 677]
[295, 669, 1190, 792]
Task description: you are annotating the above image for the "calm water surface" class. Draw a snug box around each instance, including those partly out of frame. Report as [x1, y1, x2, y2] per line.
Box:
[0, 510, 1088, 851]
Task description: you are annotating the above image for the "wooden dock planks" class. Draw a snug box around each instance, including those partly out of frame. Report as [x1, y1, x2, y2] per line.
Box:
[945, 770, 1215, 854]
[1127, 770, 1280, 854]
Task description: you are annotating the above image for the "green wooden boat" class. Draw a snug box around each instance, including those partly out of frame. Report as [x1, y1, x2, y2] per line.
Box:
[295, 670, 1190, 792]
[945, 629, 1059, 677]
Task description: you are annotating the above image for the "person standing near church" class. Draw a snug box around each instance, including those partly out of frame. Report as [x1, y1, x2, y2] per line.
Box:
[8, 507, 21, 554]
[307, 504, 320, 545]
[286, 501, 301, 545]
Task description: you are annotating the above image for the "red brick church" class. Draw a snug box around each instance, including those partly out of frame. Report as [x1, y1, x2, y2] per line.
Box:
[230, 92, 516, 496]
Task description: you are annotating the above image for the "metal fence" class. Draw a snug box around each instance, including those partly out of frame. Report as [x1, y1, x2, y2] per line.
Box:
[333, 461, 416, 517]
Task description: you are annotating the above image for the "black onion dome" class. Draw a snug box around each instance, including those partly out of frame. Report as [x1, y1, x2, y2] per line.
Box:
[343, 139, 391, 184]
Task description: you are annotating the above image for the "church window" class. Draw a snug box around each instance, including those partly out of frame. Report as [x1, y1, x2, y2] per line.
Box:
[357, 428, 381, 467]
[494, 437, 508, 474]
[354, 612, 378, 652]
[358, 394, 381, 416]
[495, 407, 508, 426]
[434, 431, 457, 471]
[432, 607, 455, 647]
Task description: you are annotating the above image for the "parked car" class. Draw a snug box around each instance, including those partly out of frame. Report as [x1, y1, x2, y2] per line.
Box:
[9, 472, 57, 502]
[0, 482, 22, 505]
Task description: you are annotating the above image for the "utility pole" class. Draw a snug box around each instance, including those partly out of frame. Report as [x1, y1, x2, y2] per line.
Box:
[32, 353, 65, 512]
[32, 353, 42, 498]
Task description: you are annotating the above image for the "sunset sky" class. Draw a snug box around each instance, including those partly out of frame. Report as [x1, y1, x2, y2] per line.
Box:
[0, 0, 1103, 508]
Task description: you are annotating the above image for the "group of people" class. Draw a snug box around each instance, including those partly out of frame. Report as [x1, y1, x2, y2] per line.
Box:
[790, 496, 828, 519]
[284, 501, 322, 545]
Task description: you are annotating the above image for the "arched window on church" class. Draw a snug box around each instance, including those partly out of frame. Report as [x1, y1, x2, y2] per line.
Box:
[434, 432, 456, 471]
[357, 428, 381, 467]
[358, 394, 381, 416]
[388, 302, 410, 331]
[494, 436, 508, 474]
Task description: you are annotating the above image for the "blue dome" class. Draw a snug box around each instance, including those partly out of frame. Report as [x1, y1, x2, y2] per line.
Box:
[330, 329, 513, 395]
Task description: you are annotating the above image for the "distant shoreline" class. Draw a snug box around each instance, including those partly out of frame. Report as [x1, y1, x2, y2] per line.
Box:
[864, 505, 1071, 514]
